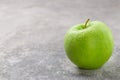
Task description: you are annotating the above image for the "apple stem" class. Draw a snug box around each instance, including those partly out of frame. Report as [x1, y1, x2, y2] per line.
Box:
[84, 19, 90, 29]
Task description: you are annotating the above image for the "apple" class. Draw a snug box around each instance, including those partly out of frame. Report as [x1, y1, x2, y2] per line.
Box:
[64, 19, 114, 69]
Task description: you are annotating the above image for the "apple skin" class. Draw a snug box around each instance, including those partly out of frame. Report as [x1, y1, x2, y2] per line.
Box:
[64, 21, 114, 69]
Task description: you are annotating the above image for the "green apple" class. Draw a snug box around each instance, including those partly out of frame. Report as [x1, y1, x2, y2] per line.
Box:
[64, 19, 114, 69]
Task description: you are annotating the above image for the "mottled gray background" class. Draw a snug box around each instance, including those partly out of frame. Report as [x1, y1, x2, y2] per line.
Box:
[0, 0, 120, 80]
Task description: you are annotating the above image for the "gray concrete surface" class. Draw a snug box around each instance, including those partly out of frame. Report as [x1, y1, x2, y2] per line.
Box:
[0, 0, 120, 80]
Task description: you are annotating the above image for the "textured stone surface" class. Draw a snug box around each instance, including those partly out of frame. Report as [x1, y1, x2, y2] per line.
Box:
[0, 0, 120, 80]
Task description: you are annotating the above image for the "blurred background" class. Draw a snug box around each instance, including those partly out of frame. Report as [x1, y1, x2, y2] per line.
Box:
[0, 0, 120, 80]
